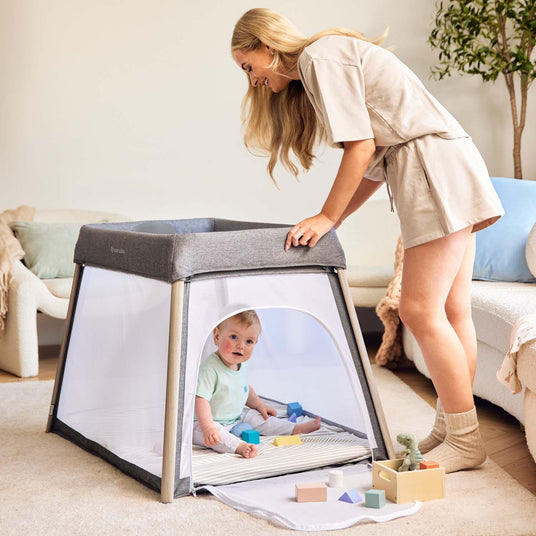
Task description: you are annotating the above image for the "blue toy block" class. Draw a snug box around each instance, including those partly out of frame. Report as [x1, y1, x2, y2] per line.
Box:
[288, 412, 297, 423]
[338, 489, 362, 504]
[287, 402, 303, 418]
[241, 429, 260, 444]
[229, 422, 253, 437]
[365, 489, 386, 509]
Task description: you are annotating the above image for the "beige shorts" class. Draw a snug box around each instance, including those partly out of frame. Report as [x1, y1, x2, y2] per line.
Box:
[384, 134, 504, 249]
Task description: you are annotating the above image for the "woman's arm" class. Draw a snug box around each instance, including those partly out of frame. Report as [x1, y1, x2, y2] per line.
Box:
[246, 386, 277, 419]
[285, 138, 376, 250]
[195, 396, 220, 446]
[335, 176, 384, 228]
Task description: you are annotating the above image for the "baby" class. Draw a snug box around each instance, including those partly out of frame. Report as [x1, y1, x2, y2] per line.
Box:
[193, 310, 321, 458]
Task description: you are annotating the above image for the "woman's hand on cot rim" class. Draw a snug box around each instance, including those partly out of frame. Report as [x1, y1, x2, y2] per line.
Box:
[285, 213, 335, 251]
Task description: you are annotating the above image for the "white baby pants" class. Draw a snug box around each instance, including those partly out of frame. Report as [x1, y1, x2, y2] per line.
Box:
[192, 408, 296, 454]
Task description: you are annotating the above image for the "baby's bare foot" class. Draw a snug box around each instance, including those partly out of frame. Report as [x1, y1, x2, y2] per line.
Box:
[293, 416, 321, 435]
[235, 441, 258, 458]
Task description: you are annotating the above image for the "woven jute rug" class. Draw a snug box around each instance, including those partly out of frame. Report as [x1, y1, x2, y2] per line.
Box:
[1, 366, 535, 535]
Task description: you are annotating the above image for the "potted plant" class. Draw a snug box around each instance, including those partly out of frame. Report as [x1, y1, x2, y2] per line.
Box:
[428, 0, 535, 179]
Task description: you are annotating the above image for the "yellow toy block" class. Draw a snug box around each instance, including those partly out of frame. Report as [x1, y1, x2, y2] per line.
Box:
[295, 483, 327, 502]
[273, 434, 302, 446]
[372, 459, 445, 504]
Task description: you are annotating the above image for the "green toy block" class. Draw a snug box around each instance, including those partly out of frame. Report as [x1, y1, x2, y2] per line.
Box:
[242, 429, 260, 444]
[365, 489, 385, 509]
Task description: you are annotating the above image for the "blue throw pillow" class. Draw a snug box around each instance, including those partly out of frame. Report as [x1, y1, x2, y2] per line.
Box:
[473, 177, 536, 282]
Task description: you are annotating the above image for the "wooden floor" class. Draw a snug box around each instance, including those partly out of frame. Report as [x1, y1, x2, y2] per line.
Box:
[2, 342, 535, 496]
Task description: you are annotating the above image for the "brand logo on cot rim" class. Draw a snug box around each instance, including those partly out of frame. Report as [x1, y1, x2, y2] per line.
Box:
[110, 246, 126, 254]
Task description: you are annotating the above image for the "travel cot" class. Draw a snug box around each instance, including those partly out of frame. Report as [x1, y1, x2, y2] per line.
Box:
[46, 218, 394, 503]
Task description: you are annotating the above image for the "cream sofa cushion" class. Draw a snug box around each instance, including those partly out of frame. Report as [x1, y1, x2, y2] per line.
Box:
[346, 266, 394, 308]
[43, 278, 73, 299]
[471, 281, 536, 353]
[345, 265, 393, 287]
[348, 287, 390, 309]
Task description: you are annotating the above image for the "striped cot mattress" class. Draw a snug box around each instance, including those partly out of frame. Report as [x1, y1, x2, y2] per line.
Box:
[192, 416, 371, 486]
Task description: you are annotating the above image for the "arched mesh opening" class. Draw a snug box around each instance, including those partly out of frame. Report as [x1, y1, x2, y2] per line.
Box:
[183, 272, 376, 487]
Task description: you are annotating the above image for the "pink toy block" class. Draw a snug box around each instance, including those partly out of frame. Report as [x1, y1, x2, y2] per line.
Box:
[295, 483, 327, 503]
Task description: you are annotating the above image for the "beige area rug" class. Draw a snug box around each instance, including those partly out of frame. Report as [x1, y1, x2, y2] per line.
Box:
[1, 366, 535, 536]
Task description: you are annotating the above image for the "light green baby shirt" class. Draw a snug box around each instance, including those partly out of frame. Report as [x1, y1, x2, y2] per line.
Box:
[196, 352, 249, 425]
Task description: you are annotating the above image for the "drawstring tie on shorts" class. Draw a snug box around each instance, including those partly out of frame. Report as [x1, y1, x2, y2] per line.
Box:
[385, 178, 395, 213]
[383, 148, 395, 213]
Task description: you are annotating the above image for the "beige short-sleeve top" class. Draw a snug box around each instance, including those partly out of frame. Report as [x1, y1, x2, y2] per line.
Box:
[297, 35, 468, 180]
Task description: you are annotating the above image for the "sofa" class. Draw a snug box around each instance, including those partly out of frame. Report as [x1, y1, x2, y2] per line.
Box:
[340, 178, 536, 464]
[0, 209, 127, 378]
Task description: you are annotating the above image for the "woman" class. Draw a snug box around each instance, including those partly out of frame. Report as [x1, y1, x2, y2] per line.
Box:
[231, 8, 504, 473]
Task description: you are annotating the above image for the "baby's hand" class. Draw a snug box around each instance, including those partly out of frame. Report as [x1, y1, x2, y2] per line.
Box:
[203, 426, 221, 447]
[258, 404, 278, 420]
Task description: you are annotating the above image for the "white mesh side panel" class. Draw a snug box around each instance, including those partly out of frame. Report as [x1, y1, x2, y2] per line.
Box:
[181, 272, 376, 479]
[57, 266, 171, 477]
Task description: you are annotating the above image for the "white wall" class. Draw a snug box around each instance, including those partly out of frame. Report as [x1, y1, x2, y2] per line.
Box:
[1, 0, 535, 225]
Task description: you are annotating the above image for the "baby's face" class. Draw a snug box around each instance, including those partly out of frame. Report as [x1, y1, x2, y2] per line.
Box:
[214, 318, 260, 370]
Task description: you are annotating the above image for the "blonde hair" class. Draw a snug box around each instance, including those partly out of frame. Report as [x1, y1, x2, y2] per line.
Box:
[231, 8, 386, 184]
[217, 310, 261, 331]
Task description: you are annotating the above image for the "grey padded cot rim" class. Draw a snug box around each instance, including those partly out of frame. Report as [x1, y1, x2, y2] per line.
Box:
[74, 218, 347, 282]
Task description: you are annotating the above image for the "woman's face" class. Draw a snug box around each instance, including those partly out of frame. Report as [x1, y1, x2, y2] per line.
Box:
[233, 45, 296, 93]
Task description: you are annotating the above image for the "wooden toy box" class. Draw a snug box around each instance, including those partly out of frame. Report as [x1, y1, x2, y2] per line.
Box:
[372, 459, 445, 504]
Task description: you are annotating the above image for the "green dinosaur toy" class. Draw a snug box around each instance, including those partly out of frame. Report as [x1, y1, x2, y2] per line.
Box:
[397, 433, 423, 472]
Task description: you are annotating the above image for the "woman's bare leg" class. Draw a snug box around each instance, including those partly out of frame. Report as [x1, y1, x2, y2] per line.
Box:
[444, 233, 477, 384]
[399, 227, 474, 414]
[399, 227, 486, 472]
[415, 232, 477, 453]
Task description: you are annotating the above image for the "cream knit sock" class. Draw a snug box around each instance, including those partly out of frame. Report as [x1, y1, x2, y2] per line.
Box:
[418, 398, 446, 454]
[425, 407, 487, 473]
